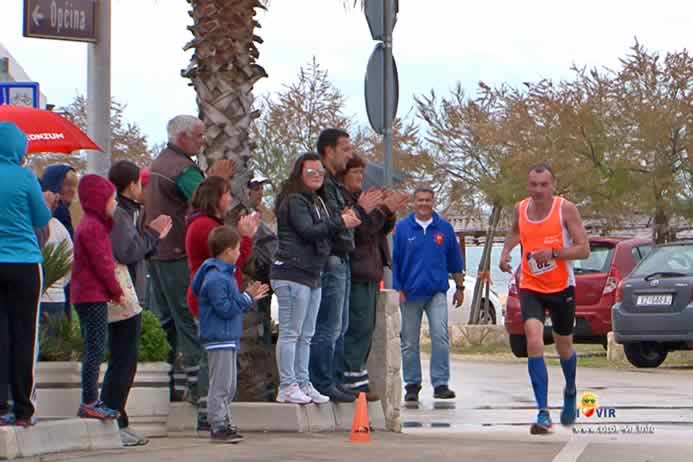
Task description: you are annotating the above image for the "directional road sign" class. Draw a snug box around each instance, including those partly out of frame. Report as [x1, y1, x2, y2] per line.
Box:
[364, 43, 399, 135]
[23, 0, 97, 43]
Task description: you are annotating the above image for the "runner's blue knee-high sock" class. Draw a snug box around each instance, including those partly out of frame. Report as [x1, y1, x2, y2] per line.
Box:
[560, 351, 577, 394]
[528, 356, 548, 410]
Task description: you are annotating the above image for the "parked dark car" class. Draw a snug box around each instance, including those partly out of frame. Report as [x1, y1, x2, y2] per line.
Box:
[505, 237, 652, 358]
[612, 240, 693, 368]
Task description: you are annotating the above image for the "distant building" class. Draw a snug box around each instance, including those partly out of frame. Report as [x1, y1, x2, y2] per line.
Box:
[0, 42, 48, 108]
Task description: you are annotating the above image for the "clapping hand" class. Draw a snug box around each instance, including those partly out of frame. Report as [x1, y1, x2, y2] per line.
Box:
[246, 281, 270, 301]
[43, 191, 58, 210]
[383, 190, 410, 213]
[357, 189, 384, 214]
[149, 215, 173, 239]
[207, 159, 236, 181]
[238, 212, 261, 238]
[341, 208, 362, 229]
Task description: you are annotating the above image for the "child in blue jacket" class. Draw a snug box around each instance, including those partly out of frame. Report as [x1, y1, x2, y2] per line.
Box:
[191, 226, 269, 443]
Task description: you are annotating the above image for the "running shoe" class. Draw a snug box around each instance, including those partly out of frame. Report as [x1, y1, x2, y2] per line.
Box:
[210, 425, 243, 444]
[561, 388, 577, 426]
[78, 401, 119, 420]
[530, 410, 553, 435]
[0, 414, 15, 427]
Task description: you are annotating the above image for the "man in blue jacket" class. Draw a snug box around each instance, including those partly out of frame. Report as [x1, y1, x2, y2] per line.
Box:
[392, 188, 465, 402]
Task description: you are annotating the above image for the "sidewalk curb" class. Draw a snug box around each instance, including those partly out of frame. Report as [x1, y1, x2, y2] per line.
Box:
[0, 418, 121, 460]
[167, 401, 387, 434]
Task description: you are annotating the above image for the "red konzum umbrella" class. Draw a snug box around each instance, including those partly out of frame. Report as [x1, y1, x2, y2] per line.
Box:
[0, 105, 102, 154]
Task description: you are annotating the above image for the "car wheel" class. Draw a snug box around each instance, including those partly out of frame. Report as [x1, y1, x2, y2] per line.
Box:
[601, 336, 608, 351]
[478, 300, 497, 325]
[623, 342, 668, 368]
[509, 334, 528, 358]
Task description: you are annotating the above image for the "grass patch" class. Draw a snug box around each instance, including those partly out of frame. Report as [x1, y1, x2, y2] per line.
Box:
[421, 343, 511, 356]
[424, 342, 606, 358]
[425, 339, 693, 369]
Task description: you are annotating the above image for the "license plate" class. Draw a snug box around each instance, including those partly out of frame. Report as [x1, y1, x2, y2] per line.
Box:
[637, 295, 673, 306]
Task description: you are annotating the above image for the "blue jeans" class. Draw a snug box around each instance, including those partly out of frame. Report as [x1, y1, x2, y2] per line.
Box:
[272, 280, 322, 389]
[400, 293, 450, 388]
[310, 258, 350, 392]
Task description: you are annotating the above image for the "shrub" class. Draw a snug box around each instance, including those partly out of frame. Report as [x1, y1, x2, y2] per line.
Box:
[138, 310, 171, 362]
[39, 309, 170, 363]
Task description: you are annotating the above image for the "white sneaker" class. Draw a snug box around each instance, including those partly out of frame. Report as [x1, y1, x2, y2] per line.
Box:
[276, 384, 311, 404]
[120, 428, 149, 447]
[300, 383, 330, 404]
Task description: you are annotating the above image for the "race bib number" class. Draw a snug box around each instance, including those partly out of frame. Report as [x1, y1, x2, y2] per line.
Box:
[527, 254, 556, 275]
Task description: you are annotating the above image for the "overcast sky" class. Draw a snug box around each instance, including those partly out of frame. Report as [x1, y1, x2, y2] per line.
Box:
[3, 0, 693, 146]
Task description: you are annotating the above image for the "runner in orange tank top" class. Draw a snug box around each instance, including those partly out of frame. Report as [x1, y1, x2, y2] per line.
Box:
[499, 163, 590, 435]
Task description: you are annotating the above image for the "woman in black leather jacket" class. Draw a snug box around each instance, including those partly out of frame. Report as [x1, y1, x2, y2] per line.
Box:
[270, 153, 360, 405]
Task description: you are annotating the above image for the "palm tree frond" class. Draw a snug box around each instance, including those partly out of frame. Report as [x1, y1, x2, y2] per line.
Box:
[41, 240, 72, 293]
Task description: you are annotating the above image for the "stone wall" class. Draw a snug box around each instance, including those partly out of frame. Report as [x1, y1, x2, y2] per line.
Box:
[367, 290, 402, 432]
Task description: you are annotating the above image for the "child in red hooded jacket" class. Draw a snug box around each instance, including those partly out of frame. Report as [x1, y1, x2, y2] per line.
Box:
[70, 174, 124, 420]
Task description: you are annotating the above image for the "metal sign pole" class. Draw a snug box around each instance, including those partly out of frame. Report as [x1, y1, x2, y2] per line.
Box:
[87, 0, 111, 176]
[383, 0, 393, 190]
[382, 0, 394, 289]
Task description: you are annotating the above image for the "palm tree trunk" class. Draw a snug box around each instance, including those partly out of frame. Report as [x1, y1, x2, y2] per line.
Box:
[184, 0, 275, 402]
[183, 0, 268, 208]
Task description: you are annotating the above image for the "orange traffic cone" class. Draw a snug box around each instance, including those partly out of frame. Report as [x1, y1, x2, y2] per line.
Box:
[350, 392, 371, 443]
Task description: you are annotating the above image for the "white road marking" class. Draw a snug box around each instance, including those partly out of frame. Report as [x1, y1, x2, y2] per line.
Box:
[552, 439, 589, 462]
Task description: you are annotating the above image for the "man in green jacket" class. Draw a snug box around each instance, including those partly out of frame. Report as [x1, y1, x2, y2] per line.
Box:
[144, 115, 233, 429]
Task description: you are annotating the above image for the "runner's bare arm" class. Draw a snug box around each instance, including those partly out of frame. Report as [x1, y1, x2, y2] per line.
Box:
[499, 205, 520, 273]
[557, 201, 590, 261]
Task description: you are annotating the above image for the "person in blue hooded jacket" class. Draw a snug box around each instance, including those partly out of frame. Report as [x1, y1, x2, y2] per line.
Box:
[41, 164, 78, 237]
[41, 164, 79, 320]
[0, 122, 52, 427]
[191, 226, 269, 443]
[392, 187, 466, 403]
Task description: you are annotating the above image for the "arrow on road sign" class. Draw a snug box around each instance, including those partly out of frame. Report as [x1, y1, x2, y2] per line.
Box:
[23, 0, 97, 43]
[32, 4, 44, 26]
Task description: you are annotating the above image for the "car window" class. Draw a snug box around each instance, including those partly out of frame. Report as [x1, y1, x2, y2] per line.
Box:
[574, 245, 613, 273]
[631, 244, 693, 277]
[632, 245, 653, 262]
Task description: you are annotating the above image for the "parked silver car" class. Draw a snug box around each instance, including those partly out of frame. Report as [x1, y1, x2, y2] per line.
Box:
[612, 240, 693, 368]
[446, 275, 502, 325]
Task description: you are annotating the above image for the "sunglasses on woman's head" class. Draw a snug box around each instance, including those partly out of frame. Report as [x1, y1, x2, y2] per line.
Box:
[305, 168, 326, 177]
